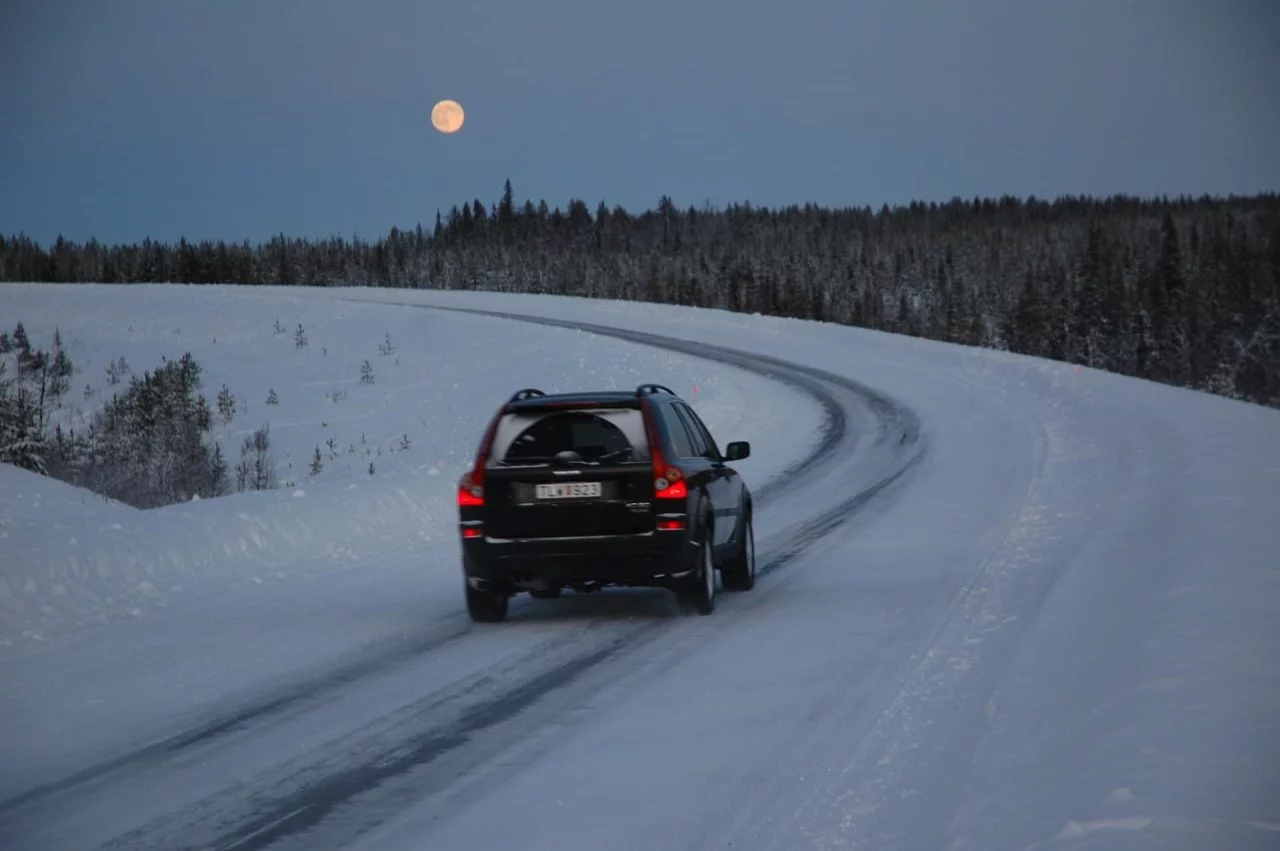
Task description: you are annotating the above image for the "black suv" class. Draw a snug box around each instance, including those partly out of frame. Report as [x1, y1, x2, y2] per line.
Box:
[456, 383, 756, 621]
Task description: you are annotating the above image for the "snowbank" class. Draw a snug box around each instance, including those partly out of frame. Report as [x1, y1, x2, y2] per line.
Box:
[0, 284, 823, 649]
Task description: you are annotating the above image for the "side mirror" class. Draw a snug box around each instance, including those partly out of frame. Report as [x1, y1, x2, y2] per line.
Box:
[724, 441, 750, 461]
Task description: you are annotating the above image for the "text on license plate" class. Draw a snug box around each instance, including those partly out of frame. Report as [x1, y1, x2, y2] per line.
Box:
[535, 482, 602, 499]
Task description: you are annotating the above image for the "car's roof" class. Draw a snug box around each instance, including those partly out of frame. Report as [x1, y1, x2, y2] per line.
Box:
[505, 389, 673, 411]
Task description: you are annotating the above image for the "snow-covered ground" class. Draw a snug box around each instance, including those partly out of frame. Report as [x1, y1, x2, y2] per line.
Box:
[2, 282, 1278, 851]
[0, 284, 822, 649]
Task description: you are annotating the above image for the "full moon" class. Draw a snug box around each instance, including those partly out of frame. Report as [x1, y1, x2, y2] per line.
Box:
[431, 99, 465, 134]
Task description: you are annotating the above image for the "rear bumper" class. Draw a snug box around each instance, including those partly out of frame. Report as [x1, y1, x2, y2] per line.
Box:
[462, 528, 698, 588]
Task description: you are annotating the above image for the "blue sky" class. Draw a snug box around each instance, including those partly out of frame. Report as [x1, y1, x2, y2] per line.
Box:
[2, 0, 1277, 245]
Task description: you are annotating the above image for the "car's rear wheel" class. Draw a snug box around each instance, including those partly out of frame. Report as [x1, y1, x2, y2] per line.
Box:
[465, 581, 509, 622]
[680, 529, 717, 615]
[721, 511, 756, 591]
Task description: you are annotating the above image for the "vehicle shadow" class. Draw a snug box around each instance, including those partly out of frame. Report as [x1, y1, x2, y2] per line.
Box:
[506, 587, 682, 623]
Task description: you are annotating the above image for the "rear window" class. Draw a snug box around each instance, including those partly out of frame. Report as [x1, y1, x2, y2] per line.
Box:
[488, 408, 651, 465]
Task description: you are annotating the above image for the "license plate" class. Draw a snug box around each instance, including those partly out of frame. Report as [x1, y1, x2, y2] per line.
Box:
[535, 481, 602, 499]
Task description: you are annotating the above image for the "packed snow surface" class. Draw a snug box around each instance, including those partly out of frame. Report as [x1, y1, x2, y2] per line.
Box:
[1, 282, 1278, 851]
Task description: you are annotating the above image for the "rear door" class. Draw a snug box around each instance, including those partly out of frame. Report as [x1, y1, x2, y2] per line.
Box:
[482, 405, 655, 539]
[669, 402, 734, 546]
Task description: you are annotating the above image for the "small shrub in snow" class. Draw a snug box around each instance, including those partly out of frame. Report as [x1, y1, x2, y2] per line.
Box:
[309, 446, 323, 477]
[83, 383, 93, 400]
[379, 332, 394, 356]
[234, 423, 277, 492]
[266, 388, 279, 405]
[368, 461, 375, 475]
[399, 433, 411, 451]
[50, 348, 73, 399]
[360, 360, 375, 384]
[12, 322, 30, 353]
[105, 356, 129, 385]
[294, 323, 308, 348]
[217, 384, 236, 424]
[325, 437, 337, 459]
[273, 319, 286, 335]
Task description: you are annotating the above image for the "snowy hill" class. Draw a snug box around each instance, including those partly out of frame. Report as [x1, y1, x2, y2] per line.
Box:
[0, 283, 823, 647]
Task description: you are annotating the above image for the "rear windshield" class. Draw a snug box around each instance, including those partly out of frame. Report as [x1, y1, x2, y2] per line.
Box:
[488, 408, 650, 465]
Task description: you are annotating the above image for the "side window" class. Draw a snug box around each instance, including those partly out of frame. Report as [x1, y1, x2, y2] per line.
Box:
[659, 404, 697, 458]
[671, 404, 708, 458]
[676, 403, 720, 459]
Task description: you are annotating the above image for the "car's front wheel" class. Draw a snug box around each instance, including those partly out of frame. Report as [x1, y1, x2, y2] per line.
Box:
[465, 580, 509, 622]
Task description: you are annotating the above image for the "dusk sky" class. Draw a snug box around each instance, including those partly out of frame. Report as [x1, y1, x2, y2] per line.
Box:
[3, 0, 1277, 246]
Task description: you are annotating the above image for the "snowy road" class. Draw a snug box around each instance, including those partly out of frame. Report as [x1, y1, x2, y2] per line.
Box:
[3, 287, 1279, 851]
[2, 306, 919, 850]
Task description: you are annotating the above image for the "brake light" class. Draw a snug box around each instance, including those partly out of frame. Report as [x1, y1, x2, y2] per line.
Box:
[640, 398, 687, 500]
[461, 526, 482, 538]
[458, 407, 504, 508]
[458, 472, 484, 507]
[657, 518, 685, 531]
[655, 475, 687, 499]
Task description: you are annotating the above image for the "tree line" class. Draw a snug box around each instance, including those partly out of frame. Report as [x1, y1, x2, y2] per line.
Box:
[3, 183, 1278, 407]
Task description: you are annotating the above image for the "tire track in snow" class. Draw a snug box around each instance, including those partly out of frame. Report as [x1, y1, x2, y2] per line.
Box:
[1, 306, 924, 851]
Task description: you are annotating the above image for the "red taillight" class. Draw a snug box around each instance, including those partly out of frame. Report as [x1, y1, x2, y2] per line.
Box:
[458, 472, 484, 507]
[657, 518, 685, 531]
[461, 526, 482, 538]
[458, 408, 504, 508]
[640, 398, 687, 500]
[655, 475, 687, 499]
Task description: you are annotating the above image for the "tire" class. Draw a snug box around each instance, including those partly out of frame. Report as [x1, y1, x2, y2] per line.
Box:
[721, 511, 756, 591]
[465, 581, 509, 622]
[679, 528, 717, 615]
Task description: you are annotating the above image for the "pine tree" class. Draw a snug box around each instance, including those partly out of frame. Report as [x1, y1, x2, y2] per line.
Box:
[217, 384, 236, 424]
[12, 321, 29, 354]
[309, 445, 323, 477]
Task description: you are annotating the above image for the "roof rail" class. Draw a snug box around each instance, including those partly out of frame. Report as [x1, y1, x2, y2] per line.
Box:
[508, 388, 546, 403]
[635, 383, 676, 397]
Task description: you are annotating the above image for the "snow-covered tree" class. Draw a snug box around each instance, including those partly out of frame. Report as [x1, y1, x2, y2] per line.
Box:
[234, 423, 276, 492]
[217, 384, 236, 424]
